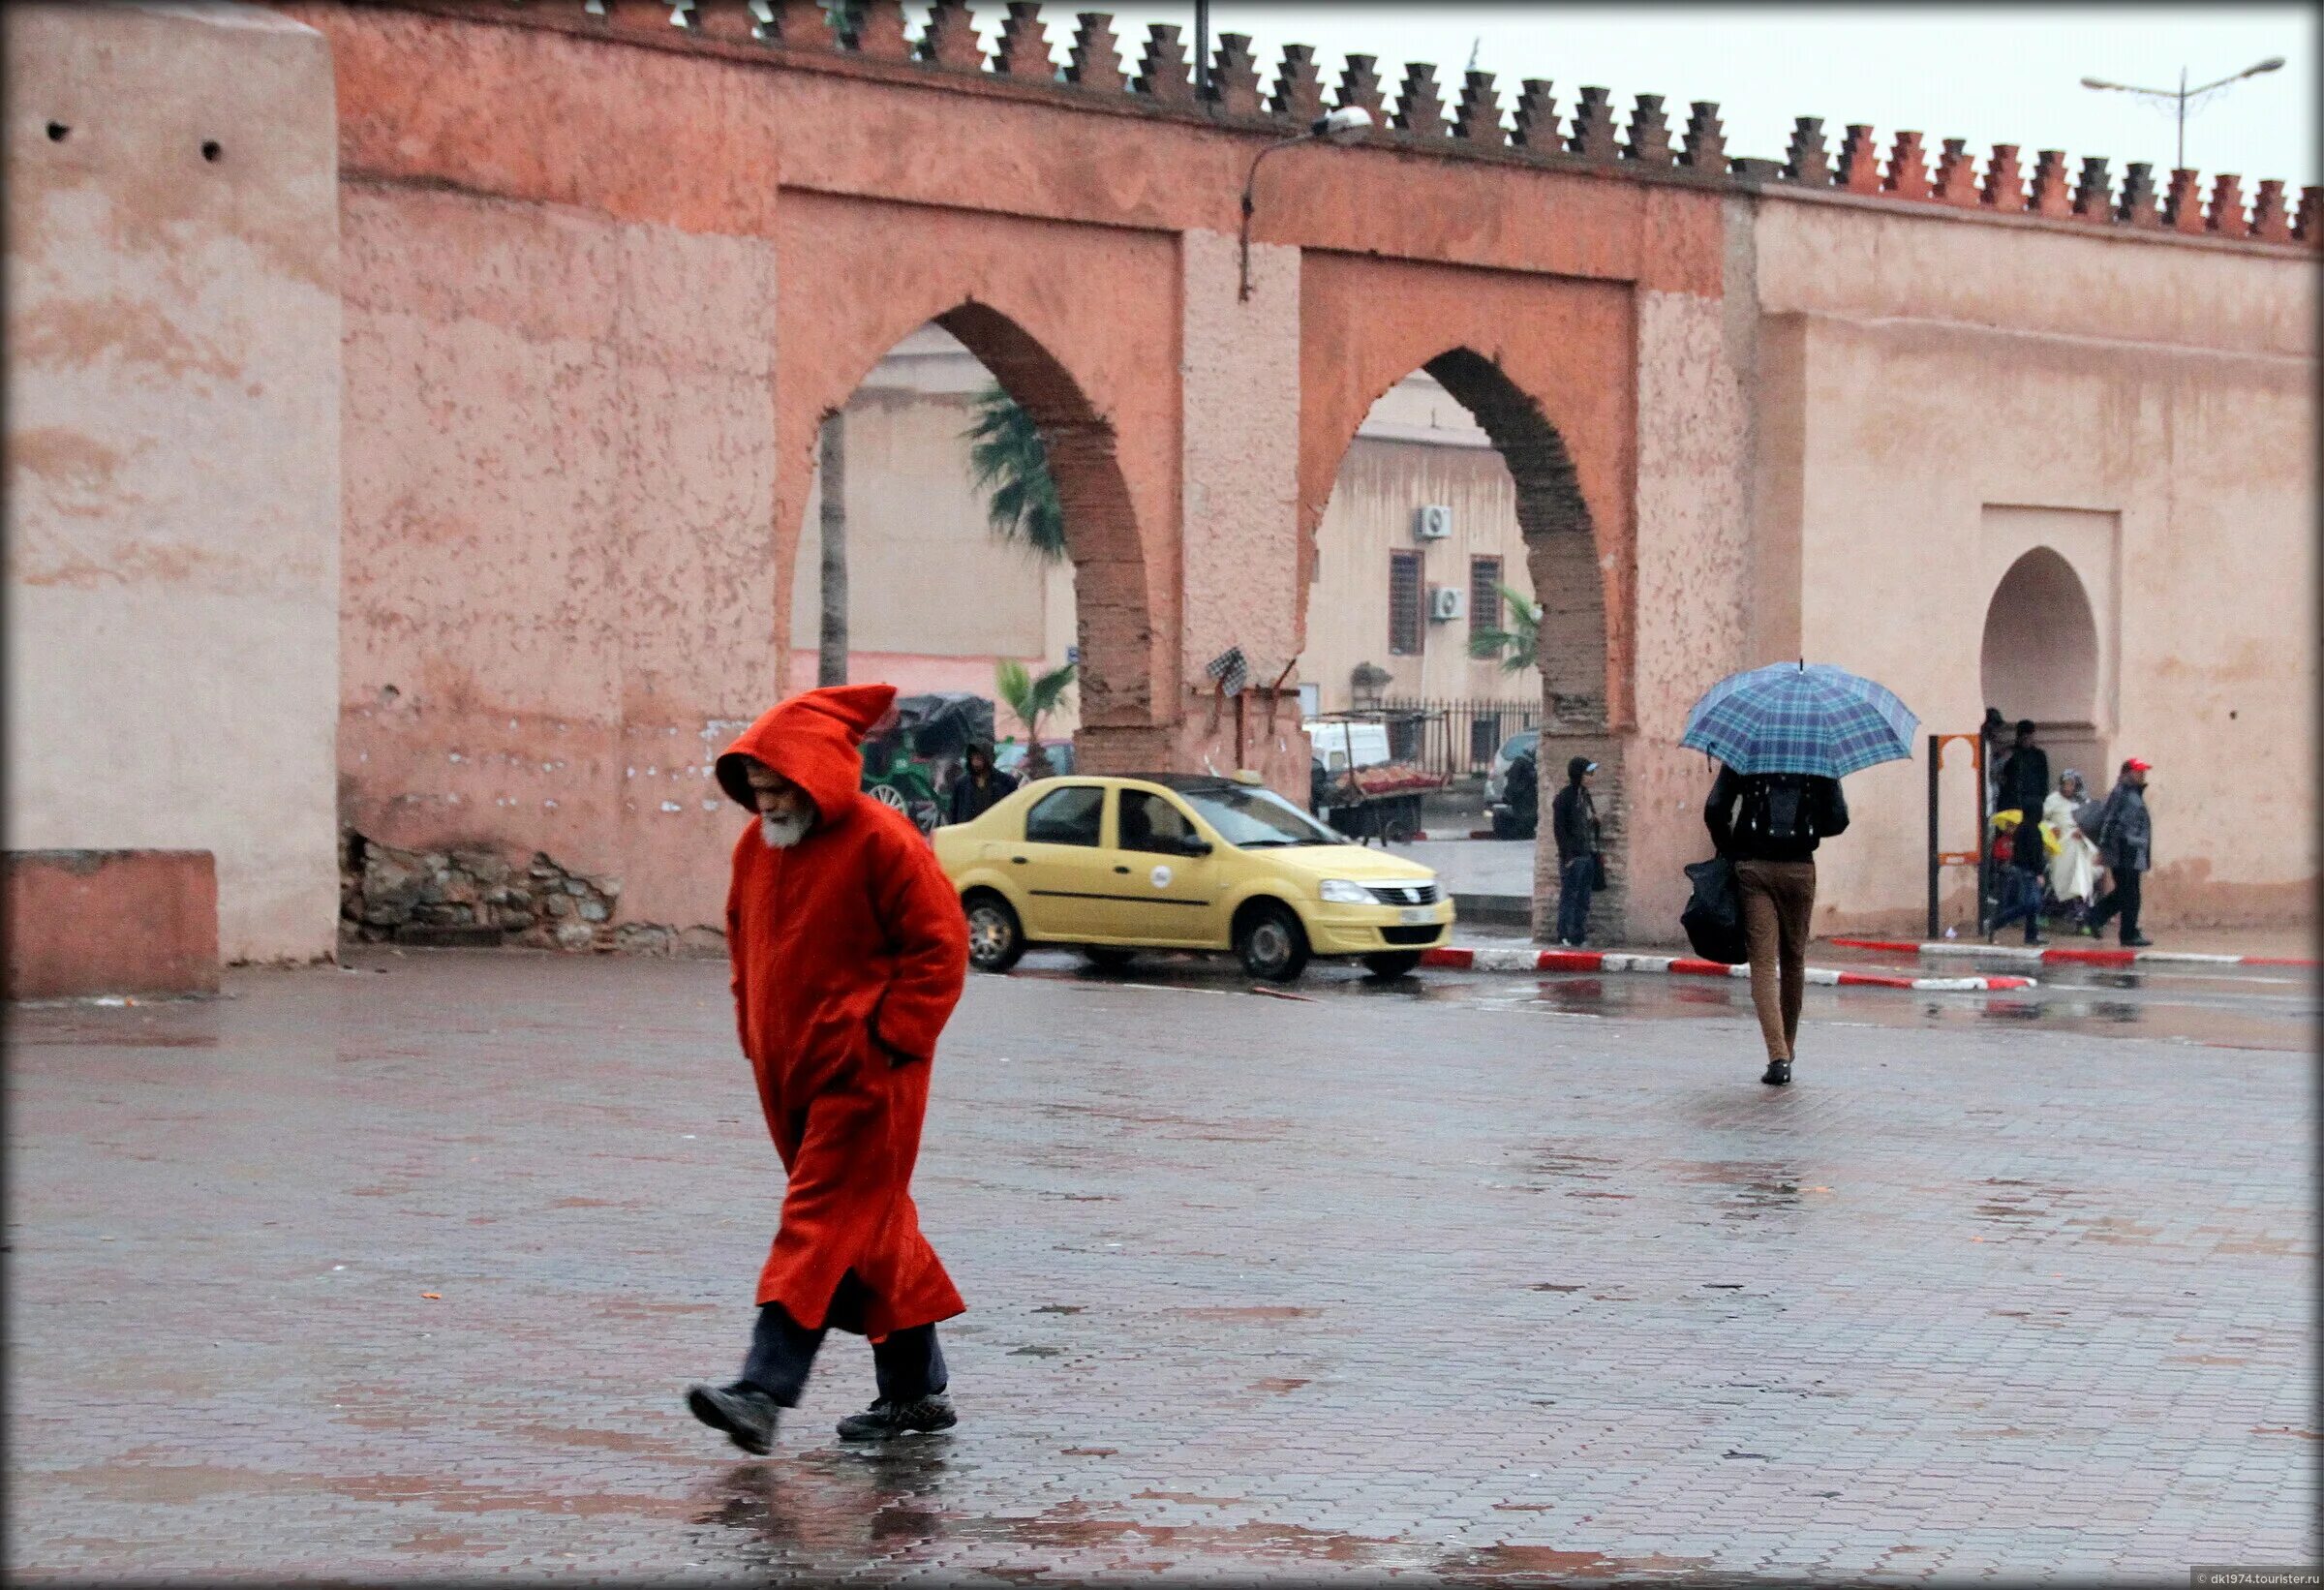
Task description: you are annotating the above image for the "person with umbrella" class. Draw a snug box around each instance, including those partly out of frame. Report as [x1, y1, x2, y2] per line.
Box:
[1684, 662, 1917, 1087]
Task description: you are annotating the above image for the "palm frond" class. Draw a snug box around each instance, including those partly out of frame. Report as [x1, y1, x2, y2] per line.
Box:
[963, 385, 1068, 563]
[1470, 582, 1544, 674]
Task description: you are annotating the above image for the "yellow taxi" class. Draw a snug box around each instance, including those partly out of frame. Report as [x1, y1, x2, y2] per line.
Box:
[932, 773, 1454, 981]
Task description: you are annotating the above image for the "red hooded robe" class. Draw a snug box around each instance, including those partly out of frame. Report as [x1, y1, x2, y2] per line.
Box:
[715, 684, 969, 1338]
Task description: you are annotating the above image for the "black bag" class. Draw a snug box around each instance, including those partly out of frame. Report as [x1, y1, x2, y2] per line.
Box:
[1681, 856, 1748, 963]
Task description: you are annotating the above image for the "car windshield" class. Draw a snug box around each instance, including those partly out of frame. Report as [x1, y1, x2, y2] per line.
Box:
[1180, 784, 1340, 848]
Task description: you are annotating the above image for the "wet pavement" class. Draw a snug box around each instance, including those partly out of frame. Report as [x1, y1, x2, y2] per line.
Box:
[7, 948, 2314, 1582]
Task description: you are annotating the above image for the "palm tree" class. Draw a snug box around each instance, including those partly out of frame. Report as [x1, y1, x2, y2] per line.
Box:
[1467, 582, 1543, 674]
[995, 657, 1076, 777]
[816, 411, 847, 686]
[963, 384, 1068, 563]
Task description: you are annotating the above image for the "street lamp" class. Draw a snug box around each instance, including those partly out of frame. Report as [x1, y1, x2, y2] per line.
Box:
[1238, 106, 1373, 302]
[2079, 56, 2284, 170]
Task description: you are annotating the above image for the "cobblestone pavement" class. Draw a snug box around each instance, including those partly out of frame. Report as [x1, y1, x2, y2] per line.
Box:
[7, 949, 2313, 1583]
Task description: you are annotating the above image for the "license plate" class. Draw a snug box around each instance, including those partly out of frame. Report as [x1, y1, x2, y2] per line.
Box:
[1398, 906, 1434, 926]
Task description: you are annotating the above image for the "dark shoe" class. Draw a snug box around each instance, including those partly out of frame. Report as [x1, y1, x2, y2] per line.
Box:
[837, 1393, 958, 1441]
[687, 1381, 780, 1455]
[2123, 933, 2154, 949]
[1760, 1057, 1791, 1086]
[2025, 933, 2045, 946]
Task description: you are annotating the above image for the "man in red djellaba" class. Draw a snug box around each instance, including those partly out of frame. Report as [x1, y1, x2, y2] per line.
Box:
[685, 684, 970, 1452]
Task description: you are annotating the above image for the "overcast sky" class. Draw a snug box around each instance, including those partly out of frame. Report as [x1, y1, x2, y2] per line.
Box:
[958, 4, 2315, 189]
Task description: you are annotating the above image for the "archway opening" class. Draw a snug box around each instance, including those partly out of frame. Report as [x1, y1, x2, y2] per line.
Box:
[790, 305, 1148, 813]
[1980, 545, 2103, 783]
[1303, 347, 1612, 936]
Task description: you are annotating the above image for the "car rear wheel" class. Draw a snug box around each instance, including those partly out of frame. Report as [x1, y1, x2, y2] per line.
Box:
[1235, 902, 1310, 982]
[1362, 951, 1423, 979]
[963, 893, 1025, 974]
[1082, 947, 1137, 971]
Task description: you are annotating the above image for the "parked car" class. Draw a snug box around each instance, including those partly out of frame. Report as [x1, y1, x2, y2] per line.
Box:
[933, 773, 1453, 982]
[993, 740, 1075, 780]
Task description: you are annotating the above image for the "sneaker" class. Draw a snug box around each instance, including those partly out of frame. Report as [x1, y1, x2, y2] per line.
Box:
[687, 1381, 780, 1455]
[837, 1393, 958, 1442]
[2122, 933, 2154, 949]
[1760, 1057, 1791, 1087]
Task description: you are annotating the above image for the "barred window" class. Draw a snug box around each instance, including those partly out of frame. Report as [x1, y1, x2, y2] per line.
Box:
[1469, 558, 1503, 632]
[1390, 551, 1423, 657]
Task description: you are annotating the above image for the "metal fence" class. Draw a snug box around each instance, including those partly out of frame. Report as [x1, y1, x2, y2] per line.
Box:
[1370, 697, 1542, 781]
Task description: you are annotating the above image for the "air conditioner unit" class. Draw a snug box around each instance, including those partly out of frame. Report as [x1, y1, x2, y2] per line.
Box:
[1414, 504, 1454, 540]
[1429, 585, 1465, 623]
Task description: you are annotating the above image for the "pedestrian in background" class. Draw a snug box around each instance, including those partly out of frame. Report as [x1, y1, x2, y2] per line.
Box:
[1704, 763, 1850, 1086]
[2044, 770, 2100, 921]
[1550, 756, 1603, 946]
[945, 739, 1018, 826]
[1989, 719, 2049, 942]
[687, 683, 971, 1454]
[2085, 758, 2156, 947]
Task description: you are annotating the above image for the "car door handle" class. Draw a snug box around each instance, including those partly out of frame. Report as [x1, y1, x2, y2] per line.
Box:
[1011, 856, 1028, 865]
[1113, 865, 1130, 874]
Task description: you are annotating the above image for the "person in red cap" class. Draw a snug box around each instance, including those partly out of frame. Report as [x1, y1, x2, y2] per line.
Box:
[2085, 757, 2155, 947]
[685, 683, 970, 1452]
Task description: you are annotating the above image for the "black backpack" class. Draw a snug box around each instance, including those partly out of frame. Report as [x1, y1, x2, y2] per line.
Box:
[1738, 773, 1826, 843]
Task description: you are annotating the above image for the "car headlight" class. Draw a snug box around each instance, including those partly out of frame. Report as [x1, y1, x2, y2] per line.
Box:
[1318, 879, 1371, 904]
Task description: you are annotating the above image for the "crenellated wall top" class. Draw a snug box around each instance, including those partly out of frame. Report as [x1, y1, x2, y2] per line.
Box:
[390, 0, 2316, 253]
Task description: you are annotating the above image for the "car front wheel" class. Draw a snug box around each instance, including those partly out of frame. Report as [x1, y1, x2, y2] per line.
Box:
[963, 893, 1025, 973]
[1235, 902, 1310, 982]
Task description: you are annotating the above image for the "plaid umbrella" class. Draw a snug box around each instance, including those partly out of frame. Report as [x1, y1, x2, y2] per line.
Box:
[1681, 662, 1918, 779]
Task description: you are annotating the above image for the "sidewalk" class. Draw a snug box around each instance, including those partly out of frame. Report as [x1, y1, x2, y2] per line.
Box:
[1422, 943, 2037, 993]
[1835, 925, 2316, 969]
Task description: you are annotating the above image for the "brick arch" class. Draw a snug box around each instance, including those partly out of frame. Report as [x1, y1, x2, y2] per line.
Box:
[785, 301, 1154, 740]
[1295, 298, 1634, 940]
[771, 196, 1184, 765]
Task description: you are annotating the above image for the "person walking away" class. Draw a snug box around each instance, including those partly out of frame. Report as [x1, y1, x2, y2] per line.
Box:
[1704, 762, 1850, 1086]
[946, 739, 1019, 826]
[2043, 770, 2100, 923]
[1988, 719, 2050, 943]
[1550, 757, 1603, 946]
[2085, 758, 2155, 947]
[686, 683, 972, 1453]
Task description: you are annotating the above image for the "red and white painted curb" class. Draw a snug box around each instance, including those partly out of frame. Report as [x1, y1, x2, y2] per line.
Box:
[1420, 944, 2036, 993]
[1831, 937, 2316, 970]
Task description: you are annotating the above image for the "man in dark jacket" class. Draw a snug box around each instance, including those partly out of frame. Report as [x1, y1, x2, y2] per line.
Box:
[2084, 758, 2154, 946]
[1704, 764, 1849, 1087]
[1549, 757, 1603, 946]
[1988, 720, 2051, 944]
[945, 741, 1018, 826]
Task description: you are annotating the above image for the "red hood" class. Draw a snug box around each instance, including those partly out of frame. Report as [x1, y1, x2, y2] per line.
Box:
[716, 684, 897, 825]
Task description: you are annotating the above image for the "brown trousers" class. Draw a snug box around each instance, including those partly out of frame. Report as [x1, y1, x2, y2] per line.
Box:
[1734, 859, 1817, 1063]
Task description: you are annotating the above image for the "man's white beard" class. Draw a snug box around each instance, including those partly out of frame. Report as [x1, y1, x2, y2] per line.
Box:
[760, 810, 812, 849]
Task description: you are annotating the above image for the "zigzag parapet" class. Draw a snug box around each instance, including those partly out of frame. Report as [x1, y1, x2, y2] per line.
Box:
[505, 0, 2316, 248]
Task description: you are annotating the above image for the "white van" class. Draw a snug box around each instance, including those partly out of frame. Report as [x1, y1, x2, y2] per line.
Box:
[1305, 719, 1392, 775]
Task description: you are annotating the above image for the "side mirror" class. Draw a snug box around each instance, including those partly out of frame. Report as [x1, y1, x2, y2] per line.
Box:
[1176, 836, 1213, 857]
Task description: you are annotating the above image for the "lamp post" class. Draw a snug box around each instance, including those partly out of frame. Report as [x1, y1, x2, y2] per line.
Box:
[1238, 106, 1373, 302]
[2079, 56, 2284, 170]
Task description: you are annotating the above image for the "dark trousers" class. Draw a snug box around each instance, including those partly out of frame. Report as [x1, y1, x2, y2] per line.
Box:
[1734, 858, 1816, 1064]
[1990, 865, 2045, 941]
[1556, 855, 1597, 944]
[740, 1301, 947, 1409]
[2087, 868, 2144, 943]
